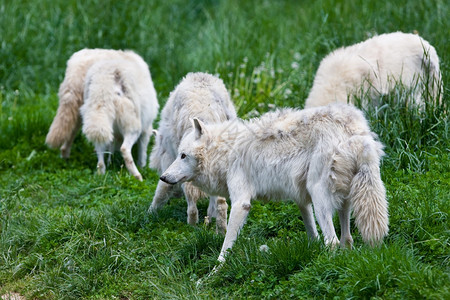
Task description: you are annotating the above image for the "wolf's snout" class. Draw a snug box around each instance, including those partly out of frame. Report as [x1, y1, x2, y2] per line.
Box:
[160, 175, 175, 185]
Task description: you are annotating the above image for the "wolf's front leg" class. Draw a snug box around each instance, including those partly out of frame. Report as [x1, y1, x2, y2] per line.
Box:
[218, 197, 251, 262]
[148, 180, 175, 213]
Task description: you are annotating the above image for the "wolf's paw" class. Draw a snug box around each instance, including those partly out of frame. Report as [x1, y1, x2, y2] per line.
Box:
[147, 204, 157, 215]
[134, 173, 143, 181]
[97, 163, 106, 175]
[325, 237, 340, 250]
[137, 158, 147, 168]
[195, 261, 224, 287]
[187, 209, 199, 225]
[60, 145, 71, 159]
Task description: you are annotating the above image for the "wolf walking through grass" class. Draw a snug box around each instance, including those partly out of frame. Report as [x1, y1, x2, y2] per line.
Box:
[161, 104, 389, 262]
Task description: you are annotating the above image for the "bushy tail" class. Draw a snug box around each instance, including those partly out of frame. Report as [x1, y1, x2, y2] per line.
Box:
[349, 135, 388, 246]
[45, 86, 83, 149]
[80, 83, 116, 145]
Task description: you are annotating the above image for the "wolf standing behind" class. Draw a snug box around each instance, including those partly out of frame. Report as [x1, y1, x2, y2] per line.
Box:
[305, 32, 442, 109]
[149, 72, 236, 233]
[161, 104, 388, 262]
[79, 53, 158, 181]
[46, 49, 154, 159]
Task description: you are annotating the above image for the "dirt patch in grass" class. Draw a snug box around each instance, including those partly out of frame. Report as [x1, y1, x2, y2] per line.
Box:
[1, 292, 26, 300]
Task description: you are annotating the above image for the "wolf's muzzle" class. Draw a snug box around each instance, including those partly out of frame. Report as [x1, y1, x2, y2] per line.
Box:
[160, 175, 176, 185]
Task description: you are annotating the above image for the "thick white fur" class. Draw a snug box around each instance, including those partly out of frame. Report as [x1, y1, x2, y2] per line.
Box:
[162, 103, 388, 262]
[79, 52, 158, 181]
[149, 72, 236, 233]
[46, 49, 155, 158]
[305, 32, 442, 108]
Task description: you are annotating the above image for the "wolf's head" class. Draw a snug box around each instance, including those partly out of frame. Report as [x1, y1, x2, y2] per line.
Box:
[160, 118, 208, 185]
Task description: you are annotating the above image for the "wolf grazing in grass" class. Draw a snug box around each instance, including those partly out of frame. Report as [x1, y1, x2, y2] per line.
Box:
[305, 32, 442, 109]
[160, 103, 388, 262]
[79, 53, 158, 181]
[46, 49, 157, 159]
[149, 72, 236, 233]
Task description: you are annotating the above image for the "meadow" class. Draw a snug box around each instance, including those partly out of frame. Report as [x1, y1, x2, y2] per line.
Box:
[0, 0, 449, 298]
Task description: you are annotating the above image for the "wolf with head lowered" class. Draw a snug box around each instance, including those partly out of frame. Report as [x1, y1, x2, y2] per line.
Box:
[161, 103, 389, 262]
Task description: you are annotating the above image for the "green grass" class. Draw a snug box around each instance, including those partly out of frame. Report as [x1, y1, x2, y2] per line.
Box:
[1, 0, 449, 298]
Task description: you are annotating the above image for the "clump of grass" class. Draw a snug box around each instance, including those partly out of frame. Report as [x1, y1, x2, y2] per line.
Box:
[178, 228, 223, 265]
[270, 243, 449, 299]
[0, 89, 55, 151]
[244, 201, 306, 240]
[351, 78, 448, 173]
[205, 236, 323, 297]
[214, 53, 302, 118]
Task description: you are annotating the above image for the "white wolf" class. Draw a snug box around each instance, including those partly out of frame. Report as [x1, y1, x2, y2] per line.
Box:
[149, 72, 236, 233]
[161, 103, 388, 262]
[79, 54, 158, 181]
[305, 32, 442, 109]
[46, 49, 157, 159]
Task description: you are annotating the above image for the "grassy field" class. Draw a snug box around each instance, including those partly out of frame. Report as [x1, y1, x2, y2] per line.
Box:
[0, 0, 449, 298]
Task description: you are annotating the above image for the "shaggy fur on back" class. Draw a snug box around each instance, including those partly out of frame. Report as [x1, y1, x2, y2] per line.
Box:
[162, 103, 388, 262]
[305, 32, 442, 109]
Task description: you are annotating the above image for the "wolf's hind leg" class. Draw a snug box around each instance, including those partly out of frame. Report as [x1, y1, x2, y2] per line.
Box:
[307, 176, 339, 246]
[338, 197, 353, 248]
[120, 132, 142, 181]
[148, 180, 175, 213]
[106, 142, 114, 166]
[307, 153, 339, 247]
[137, 127, 152, 168]
[308, 185, 339, 247]
[209, 196, 228, 234]
[207, 196, 217, 219]
[297, 198, 319, 241]
[95, 143, 107, 175]
[183, 182, 203, 225]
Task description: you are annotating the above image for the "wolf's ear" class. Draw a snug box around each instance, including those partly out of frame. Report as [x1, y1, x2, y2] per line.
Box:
[191, 118, 206, 140]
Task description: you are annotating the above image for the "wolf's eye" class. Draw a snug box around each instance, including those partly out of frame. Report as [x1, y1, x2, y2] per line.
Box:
[180, 153, 186, 159]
